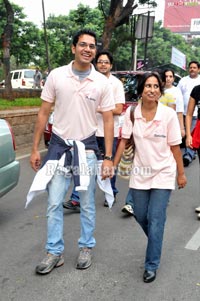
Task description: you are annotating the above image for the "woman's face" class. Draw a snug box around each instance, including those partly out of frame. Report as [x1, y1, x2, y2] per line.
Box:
[165, 71, 174, 88]
[142, 76, 161, 103]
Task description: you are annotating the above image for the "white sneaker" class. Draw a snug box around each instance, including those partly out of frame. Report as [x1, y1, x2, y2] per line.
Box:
[121, 204, 134, 216]
[195, 207, 200, 213]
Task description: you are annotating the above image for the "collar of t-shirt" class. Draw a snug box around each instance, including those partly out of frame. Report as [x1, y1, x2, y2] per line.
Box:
[72, 67, 91, 81]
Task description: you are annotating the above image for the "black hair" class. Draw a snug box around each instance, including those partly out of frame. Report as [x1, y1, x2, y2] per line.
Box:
[163, 68, 175, 78]
[188, 61, 200, 68]
[95, 50, 113, 65]
[152, 68, 165, 83]
[137, 72, 164, 97]
[72, 29, 97, 46]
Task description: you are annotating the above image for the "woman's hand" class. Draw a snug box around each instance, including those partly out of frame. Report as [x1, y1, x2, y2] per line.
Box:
[186, 134, 193, 149]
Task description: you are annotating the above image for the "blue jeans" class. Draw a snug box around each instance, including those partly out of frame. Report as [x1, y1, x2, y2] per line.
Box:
[70, 136, 118, 202]
[125, 189, 134, 208]
[130, 188, 171, 271]
[46, 151, 97, 255]
[183, 116, 197, 161]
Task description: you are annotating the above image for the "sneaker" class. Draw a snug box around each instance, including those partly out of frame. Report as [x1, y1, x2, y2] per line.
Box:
[197, 213, 200, 220]
[195, 206, 200, 213]
[35, 253, 64, 275]
[63, 199, 80, 211]
[183, 154, 192, 167]
[76, 247, 92, 270]
[121, 204, 134, 216]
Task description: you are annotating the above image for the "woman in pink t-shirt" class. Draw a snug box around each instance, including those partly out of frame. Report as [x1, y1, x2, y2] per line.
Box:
[114, 72, 187, 283]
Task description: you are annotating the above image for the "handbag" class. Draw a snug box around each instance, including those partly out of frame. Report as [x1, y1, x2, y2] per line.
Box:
[118, 105, 135, 180]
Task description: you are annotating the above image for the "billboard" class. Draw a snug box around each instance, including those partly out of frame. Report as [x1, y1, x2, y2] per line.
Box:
[164, 0, 200, 33]
[171, 47, 186, 70]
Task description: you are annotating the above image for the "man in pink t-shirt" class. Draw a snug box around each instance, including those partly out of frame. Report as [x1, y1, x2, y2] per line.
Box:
[29, 29, 115, 275]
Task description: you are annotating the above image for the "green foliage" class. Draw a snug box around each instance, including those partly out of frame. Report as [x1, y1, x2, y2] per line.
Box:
[138, 0, 157, 7]
[0, 1, 44, 76]
[0, 97, 42, 109]
[0, 0, 199, 79]
[45, 4, 104, 67]
[143, 22, 200, 74]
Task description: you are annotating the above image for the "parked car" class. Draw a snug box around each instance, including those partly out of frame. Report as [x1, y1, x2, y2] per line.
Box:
[10, 69, 35, 89]
[0, 119, 20, 197]
[0, 79, 5, 88]
[44, 111, 54, 148]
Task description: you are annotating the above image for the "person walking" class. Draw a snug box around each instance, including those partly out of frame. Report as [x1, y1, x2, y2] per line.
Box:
[94, 50, 125, 206]
[64, 50, 125, 209]
[163, 68, 185, 137]
[185, 84, 200, 219]
[121, 70, 178, 217]
[114, 72, 187, 283]
[177, 61, 200, 166]
[27, 29, 115, 275]
[33, 67, 42, 88]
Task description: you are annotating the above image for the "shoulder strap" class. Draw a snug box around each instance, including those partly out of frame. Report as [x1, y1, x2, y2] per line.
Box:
[130, 105, 135, 124]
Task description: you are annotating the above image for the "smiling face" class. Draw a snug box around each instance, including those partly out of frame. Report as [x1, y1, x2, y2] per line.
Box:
[96, 54, 112, 77]
[71, 34, 97, 70]
[142, 76, 161, 103]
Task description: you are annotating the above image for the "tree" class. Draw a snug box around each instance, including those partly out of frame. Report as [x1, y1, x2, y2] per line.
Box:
[99, 0, 157, 49]
[0, 1, 44, 70]
[45, 4, 104, 67]
[1, 0, 14, 98]
[137, 21, 200, 75]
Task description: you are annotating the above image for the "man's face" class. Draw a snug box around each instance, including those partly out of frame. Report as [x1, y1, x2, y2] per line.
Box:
[96, 54, 112, 77]
[189, 63, 200, 78]
[71, 34, 96, 67]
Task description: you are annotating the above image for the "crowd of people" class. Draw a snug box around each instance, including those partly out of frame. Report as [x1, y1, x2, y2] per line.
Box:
[26, 28, 199, 283]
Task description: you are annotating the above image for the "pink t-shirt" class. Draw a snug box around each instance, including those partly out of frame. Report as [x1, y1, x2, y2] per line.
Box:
[96, 74, 125, 137]
[41, 62, 115, 140]
[122, 102, 182, 190]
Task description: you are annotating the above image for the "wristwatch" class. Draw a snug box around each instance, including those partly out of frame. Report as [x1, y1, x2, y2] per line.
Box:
[104, 155, 113, 161]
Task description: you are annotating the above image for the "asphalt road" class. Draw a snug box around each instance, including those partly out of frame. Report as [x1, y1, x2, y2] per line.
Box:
[0, 150, 200, 301]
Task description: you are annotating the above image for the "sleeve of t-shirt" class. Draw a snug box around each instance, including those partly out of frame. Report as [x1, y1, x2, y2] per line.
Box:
[121, 106, 133, 139]
[167, 110, 182, 145]
[190, 85, 200, 106]
[99, 81, 115, 112]
[113, 79, 125, 105]
[41, 70, 55, 103]
[175, 88, 184, 113]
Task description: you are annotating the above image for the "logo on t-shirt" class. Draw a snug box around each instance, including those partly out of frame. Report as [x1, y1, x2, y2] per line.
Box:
[154, 134, 166, 138]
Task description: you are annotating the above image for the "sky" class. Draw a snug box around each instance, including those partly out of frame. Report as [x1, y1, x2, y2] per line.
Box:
[12, 0, 165, 27]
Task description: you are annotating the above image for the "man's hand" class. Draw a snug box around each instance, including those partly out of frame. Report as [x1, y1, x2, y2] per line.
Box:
[30, 150, 41, 172]
[101, 160, 114, 180]
[177, 173, 187, 189]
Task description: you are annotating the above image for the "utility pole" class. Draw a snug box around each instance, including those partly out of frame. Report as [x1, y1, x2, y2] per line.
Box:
[144, 11, 150, 69]
[130, 15, 138, 71]
[42, 0, 51, 72]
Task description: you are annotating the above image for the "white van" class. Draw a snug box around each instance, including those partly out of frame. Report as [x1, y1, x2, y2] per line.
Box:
[10, 69, 35, 89]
